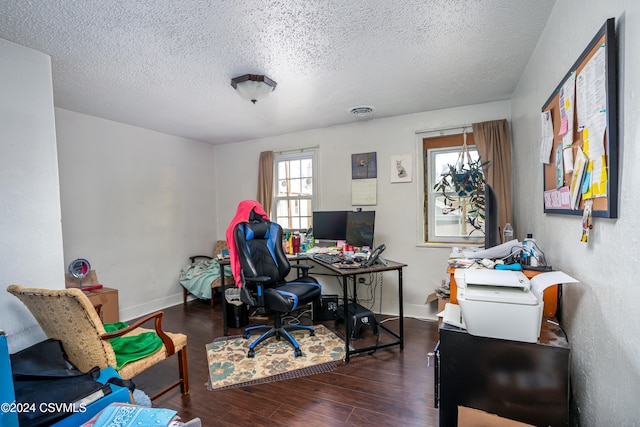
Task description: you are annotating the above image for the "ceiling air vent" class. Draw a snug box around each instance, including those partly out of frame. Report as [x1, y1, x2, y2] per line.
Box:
[348, 105, 376, 117]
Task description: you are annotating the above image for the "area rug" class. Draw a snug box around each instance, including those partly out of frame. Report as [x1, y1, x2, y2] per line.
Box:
[206, 324, 345, 391]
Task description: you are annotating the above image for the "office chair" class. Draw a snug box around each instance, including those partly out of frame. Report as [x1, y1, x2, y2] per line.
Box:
[232, 209, 321, 357]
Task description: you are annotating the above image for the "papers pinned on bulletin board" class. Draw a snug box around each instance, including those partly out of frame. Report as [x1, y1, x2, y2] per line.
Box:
[559, 72, 576, 148]
[569, 148, 588, 209]
[540, 110, 554, 163]
[581, 200, 593, 243]
[541, 19, 618, 218]
[544, 186, 571, 210]
[555, 144, 564, 189]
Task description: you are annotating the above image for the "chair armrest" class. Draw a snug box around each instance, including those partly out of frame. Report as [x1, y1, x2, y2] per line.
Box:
[189, 255, 213, 263]
[240, 276, 272, 307]
[100, 311, 176, 356]
[291, 263, 314, 276]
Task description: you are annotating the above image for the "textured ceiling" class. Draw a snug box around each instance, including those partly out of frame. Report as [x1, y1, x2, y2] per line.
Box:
[0, 0, 555, 145]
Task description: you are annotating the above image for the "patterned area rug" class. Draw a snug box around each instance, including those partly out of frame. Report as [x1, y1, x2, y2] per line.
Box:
[206, 324, 345, 391]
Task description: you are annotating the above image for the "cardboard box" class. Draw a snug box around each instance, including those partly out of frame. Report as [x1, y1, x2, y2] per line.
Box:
[426, 292, 450, 328]
[65, 269, 99, 288]
[425, 292, 438, 305]
[457, 406, 535, 427]
[85, 287, 119, 323]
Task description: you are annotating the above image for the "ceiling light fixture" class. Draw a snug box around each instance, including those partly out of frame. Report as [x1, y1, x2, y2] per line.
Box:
[231, 74, 277, 104]
[348, 105, 376, 117]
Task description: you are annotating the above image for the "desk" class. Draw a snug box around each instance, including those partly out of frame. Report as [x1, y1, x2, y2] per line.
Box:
[218, 256, 407, 362]
[216, 258, 232, 336]
[313, 259, 407, 362]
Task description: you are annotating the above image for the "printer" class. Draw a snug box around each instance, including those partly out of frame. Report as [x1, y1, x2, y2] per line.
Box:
[455, 268, 543, 343]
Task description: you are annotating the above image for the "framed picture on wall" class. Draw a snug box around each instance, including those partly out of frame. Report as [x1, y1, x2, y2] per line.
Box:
[351, 152, 377, 179]
[390, 154, 412, 183]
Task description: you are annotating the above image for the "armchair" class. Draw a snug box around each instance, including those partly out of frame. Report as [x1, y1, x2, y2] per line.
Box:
[7, 285, 189, 400]
[230, 205, 321, 357]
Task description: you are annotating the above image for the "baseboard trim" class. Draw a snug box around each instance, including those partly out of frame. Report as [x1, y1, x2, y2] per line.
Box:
[120, 292, 185, 322]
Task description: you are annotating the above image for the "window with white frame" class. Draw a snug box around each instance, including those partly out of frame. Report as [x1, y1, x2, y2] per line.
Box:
[422, 134, 485, 244]
[273, 151, 316, 231]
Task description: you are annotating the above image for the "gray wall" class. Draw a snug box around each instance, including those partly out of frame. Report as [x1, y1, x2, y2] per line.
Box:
[56, 109, 219, 320]
[0, 40, 64, 352]
[511, 1, 640, 425]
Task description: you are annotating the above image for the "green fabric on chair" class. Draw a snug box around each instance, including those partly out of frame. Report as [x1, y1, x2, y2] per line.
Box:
[104, 322, 164, 369]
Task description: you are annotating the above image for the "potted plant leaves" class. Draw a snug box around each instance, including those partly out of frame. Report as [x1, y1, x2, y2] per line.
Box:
[433, 135, 490, 235]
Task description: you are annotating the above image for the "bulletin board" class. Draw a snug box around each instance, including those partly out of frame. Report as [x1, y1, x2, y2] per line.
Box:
[541, 18, 618, 218]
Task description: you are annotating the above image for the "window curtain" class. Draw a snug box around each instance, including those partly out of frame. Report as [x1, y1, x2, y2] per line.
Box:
[472, 120, 512, 235]
[256, 151, 274, 216]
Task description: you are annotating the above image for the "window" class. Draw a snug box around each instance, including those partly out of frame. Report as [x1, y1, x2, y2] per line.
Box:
[273, 151, 316, 231]
[422, 133, 485, 244]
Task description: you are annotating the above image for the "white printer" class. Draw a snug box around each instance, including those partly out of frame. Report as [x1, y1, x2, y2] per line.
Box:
[455, 268, 543, 343]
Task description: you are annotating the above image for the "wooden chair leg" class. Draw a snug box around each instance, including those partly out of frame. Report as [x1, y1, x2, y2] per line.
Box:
[150, 347, 189, 400]
[183, 287, 188, 305]
[178, 347, 189, 395]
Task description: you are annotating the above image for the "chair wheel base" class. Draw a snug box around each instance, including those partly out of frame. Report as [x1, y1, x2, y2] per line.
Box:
[247, 349, 255, 358]
[310, 331, 315, 337]
[294, 349, 302, 357]
[243, 332, 250, 339]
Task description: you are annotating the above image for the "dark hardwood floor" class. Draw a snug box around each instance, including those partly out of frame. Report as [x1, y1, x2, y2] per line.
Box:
[131, 298, 441, 426]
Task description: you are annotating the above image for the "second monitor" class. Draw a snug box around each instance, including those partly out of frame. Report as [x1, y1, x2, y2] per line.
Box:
[346, 210, 375, 248]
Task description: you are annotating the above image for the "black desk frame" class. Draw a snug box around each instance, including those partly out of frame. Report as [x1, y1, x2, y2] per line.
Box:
[317, 259, 406, 362]
[217, 257, 407, 362]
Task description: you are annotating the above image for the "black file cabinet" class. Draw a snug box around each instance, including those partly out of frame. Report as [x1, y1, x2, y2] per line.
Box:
[435, 321, 570, 427]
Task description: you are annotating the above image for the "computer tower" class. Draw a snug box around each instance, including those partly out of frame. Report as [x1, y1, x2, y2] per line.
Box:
[313, 294, 339, 321]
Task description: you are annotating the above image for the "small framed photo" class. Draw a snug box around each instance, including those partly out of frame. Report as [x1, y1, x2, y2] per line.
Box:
[390, 155, 412, 183]
[351, 152, 377, 179]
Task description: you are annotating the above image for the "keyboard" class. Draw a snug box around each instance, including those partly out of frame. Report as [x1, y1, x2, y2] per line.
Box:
[312, 253, 343, 265]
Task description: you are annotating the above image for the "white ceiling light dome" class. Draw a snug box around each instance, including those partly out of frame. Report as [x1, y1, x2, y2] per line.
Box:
[231, 74, 277, 104]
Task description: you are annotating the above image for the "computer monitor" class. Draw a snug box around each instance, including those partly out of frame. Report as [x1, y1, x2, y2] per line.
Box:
[346, 210, 375, 248]
[312, 211, 348, 241]
[484, 184, 500, 248]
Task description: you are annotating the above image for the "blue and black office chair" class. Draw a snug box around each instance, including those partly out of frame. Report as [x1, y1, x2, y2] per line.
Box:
[232, 209, 321, 357]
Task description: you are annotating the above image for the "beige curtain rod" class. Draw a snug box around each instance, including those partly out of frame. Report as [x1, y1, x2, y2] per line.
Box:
[415, 124, 473, 135]
[273, 145, 319, 155]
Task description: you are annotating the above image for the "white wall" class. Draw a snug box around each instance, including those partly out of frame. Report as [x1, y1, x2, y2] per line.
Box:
[0, 40, 64, 352]
[214, 101, 511, 319]
[510, 1, 639, 425]
[56, 109, 218, 320]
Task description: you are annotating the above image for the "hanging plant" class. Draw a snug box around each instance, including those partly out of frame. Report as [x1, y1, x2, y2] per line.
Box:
[433, 133, 490, 234]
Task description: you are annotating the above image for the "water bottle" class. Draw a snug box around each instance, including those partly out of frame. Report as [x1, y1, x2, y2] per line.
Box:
[502, 223, 513, 243]
[306, 228, 314, 250]
[292, 233, 301, 254]
[523, 233, 537, 266]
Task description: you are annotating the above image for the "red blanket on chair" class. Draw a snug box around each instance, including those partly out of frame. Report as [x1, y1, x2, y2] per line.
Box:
[225, 200, 269, 287]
